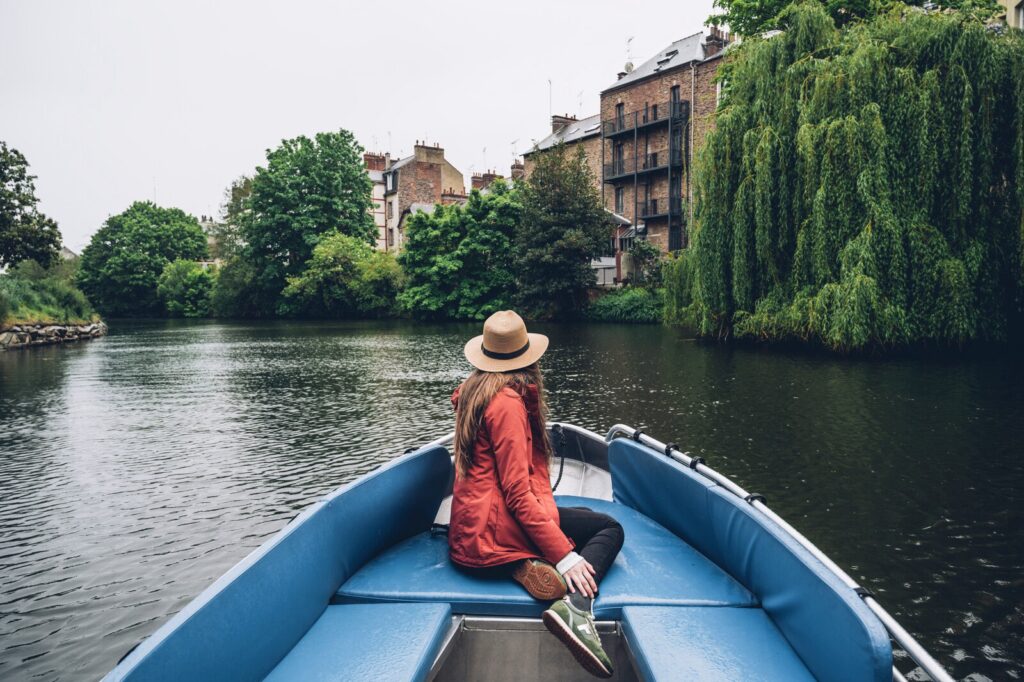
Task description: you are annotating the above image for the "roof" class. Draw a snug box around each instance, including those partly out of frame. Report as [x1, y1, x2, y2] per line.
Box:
[526, 114, 601, 155]
[603, 32, 706, 93]
[604, 209, 631, 226]
[388, 155, 415, 172]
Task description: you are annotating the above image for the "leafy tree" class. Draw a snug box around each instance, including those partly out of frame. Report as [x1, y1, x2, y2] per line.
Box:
[279, 233, 402, 318]
[245, 130, 375, 312]
[515, 145, 610, 319]
[628, 239, 664, 287]
[398, 180, 521, 320]
[708, 0, 1000, 36]
[208, 175, 252, 260]
[157, 259, 214, 317]
[673, 2, 1024, 351]
[0, 141, 62, 268]
[77, 201, 207, 316]
[211, 256, 261, 318]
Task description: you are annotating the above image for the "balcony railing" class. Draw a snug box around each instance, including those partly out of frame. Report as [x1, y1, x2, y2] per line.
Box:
[602, 100, 690, 137]
[640, 197, 684, 218]
[604, 148, 684, 182]
[604, 159, 634, 178]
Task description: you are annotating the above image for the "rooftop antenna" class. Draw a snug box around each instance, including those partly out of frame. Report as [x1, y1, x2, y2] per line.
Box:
[547, 78, 552, 117]
[577, 90, 584, 113]
[387, 130, 392, 152]
[510, 139, 518, 159]
[625, 36, 635, 73]
[482, 146, 487, 171]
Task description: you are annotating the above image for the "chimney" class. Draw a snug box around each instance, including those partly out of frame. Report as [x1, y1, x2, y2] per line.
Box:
[471, 171, 504, 191]
[510, 160, 525, 181]
[705, 26, 730, 58]
[364, 152, 386, 171]
[551, 114, 577, 134]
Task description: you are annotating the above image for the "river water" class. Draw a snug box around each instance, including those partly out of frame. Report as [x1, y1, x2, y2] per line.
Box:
[0, 320, 1021, 681]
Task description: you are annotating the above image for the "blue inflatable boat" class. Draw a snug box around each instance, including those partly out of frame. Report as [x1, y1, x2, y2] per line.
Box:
[103, 424, 953, 681]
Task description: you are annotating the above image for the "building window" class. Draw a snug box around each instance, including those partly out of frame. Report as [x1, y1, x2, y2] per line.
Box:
[1016, 1, 1023, 28]
[619, 235, 635, 252]
[387, 201, 393, 219]
[615, 102, 625, 127]
[670, 85, 680, 102]
[615, 187, 624, 214]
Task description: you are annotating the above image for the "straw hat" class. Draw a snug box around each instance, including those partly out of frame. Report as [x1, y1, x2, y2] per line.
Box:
[464, 310, 549, 372]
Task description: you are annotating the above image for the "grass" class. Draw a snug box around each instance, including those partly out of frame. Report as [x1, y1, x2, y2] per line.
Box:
[0, 275, 99, 327]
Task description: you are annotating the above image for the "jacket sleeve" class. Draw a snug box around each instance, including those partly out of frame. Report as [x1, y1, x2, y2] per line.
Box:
[486, 392, 574, 564]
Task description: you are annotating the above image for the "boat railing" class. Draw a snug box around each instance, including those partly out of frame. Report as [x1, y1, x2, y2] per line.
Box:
[601, 423, 954, 682]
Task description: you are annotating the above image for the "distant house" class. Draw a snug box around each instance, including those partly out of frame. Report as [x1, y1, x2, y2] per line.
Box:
[60, 246, 77, 260]
[364, 142, 467, 252]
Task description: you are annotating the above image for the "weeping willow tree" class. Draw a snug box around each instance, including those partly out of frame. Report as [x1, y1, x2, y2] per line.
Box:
[667, 2, 1024, 351]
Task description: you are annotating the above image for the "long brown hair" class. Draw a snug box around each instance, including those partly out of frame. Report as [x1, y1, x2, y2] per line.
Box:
[453, 362, 552, 478]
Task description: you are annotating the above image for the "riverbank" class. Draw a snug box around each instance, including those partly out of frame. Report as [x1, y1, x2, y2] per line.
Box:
[0, 321, 107, 350]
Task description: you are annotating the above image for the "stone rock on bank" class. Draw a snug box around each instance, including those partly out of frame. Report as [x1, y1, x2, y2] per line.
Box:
[0, 322, 108, 351]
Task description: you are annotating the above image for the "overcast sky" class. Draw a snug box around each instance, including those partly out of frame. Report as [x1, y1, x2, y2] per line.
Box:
[2, 0, 716, 251]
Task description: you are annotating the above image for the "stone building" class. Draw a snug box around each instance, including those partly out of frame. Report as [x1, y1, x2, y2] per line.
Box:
[369, 142, 467, 252]
[998, 0, 1023, 28]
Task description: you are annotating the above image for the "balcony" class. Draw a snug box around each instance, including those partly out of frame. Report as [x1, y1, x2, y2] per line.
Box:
[602, 100, 690, 138]
[640, 197, 684, 219]
[605, 148, 684, 183]
[603, 159, 634, 180]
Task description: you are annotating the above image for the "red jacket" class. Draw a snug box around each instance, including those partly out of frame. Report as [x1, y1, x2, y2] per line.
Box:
[448, 382, 574, 568]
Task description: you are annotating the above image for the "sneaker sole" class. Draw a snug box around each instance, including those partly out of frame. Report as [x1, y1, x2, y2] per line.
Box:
[512, 561, 567, 601]
[542, 609, 613, 679]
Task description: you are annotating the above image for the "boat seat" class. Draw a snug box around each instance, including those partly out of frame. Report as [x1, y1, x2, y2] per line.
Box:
[621, 605, 815, 682]
[265, 602, 451, 682]
[333, 495, 755, 619]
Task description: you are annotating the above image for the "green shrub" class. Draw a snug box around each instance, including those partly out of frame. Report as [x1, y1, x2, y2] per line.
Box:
[0, 274, 97, 325]
[157, 259, 214, 318]
[211, 257, 261, 318]
[586, 287, 664, 323]
[280, 233, 402, 318]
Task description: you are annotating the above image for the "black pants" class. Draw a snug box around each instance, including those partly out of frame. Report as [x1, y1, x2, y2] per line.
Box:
[557, 506, 624, 584]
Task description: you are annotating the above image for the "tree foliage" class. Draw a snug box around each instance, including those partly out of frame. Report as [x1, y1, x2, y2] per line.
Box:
[516, 145, 611, 318]
[280, 233, 402, 318]
[157, 259, 214, 318]
[77, 201, 207, 316]
[208, 175, 252, 260]
[673, 2, 1024, 351]
[707, 0, 1000, 36]
[0, 141, 62, 268]
[244, 130, 375, 312]
[210, 256, 261, 318]
[398, 180, 521, 320]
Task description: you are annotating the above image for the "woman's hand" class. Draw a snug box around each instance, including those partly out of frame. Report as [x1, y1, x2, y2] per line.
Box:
[563, 559, 598, 598]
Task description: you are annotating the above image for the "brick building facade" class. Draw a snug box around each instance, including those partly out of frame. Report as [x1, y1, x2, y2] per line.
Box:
[524, 28, 730, 281]
[600, 28, 729, 255]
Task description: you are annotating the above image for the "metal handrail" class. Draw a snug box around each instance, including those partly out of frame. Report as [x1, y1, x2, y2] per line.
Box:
[602, 423, 954, 682]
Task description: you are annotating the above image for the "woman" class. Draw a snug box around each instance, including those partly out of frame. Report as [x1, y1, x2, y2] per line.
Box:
[448, 310, 624, 679]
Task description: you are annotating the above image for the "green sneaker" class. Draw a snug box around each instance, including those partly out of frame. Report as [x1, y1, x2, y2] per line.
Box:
[542, 598, 614, 678]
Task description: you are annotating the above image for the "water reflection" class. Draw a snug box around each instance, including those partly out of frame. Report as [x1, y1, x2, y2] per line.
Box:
[0, 320, 1021, 680]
